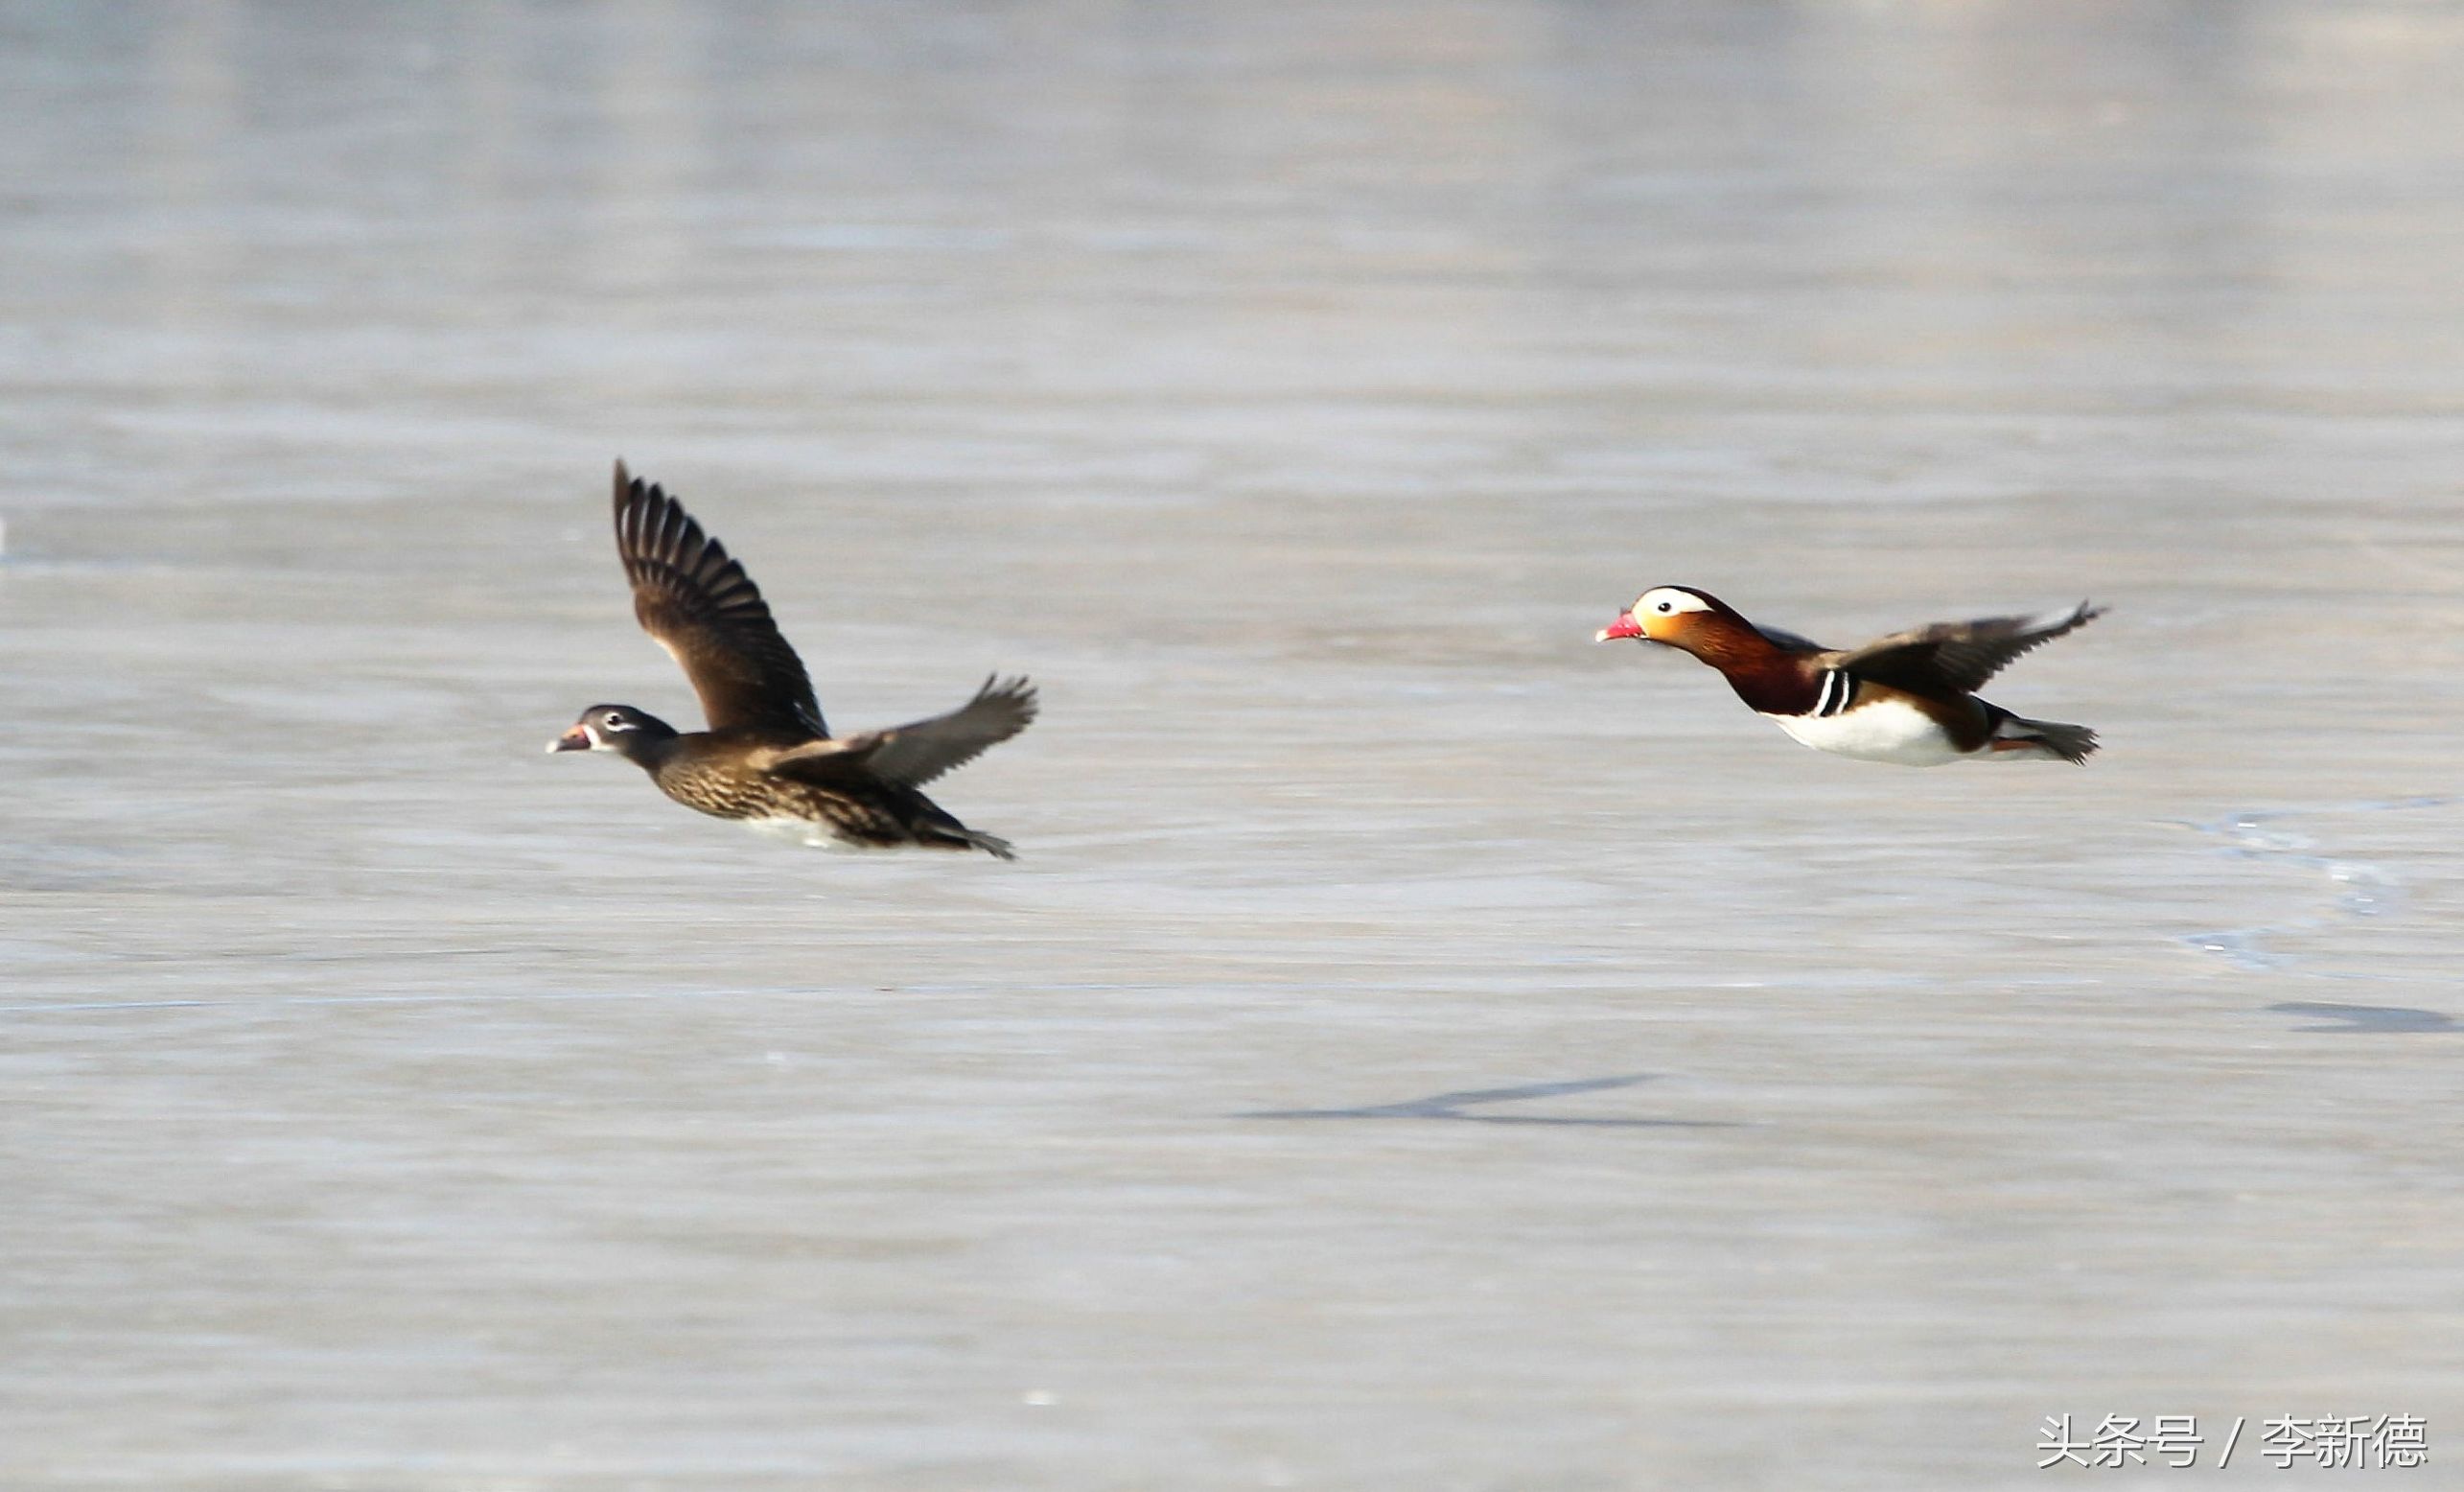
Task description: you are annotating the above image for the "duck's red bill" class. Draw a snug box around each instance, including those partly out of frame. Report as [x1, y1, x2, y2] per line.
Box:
[1594, 612, 1644, 641]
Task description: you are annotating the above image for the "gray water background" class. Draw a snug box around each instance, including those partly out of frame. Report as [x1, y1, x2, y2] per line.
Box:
[3, 3, 2461, 1487]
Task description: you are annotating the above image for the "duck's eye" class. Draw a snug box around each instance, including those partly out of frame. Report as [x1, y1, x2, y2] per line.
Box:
[602, 714, 632, 731]
[1656, 600, 1674, 614]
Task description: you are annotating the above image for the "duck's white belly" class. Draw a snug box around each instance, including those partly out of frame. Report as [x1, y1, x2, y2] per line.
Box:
[1764, 699, 1964, 766]
[746, 816, 865, 851]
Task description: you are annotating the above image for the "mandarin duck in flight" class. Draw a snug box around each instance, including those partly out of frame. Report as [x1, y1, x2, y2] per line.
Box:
[1596, 587, 2102, 765]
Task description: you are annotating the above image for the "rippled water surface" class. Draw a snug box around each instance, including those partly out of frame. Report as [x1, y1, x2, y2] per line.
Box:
[5, 4, 2462, 1488]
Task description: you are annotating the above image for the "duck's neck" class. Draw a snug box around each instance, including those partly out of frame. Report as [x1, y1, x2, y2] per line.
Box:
[612, 731, 684, 775]
[1680, 619, 1820, 715]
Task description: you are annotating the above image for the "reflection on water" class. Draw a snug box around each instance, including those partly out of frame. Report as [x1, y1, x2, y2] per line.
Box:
[6, 4, 2464, 1488]
[1244, 1072, 1728, 1128]
[2268, 1002, 2458, 1035]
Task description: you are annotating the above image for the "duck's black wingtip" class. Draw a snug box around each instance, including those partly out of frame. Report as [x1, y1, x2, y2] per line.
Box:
[976, 672, 1040, 714]
[612, 457, 644, 519]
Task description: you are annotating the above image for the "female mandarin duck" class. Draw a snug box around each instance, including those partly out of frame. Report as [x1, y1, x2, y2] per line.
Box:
[550, 463, 1036, 855]
[1595, 587, 2103, 765]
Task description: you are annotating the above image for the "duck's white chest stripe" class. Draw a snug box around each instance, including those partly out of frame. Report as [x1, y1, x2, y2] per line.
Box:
[1813, 667, 1858, 717]
[1765, 695, 1964, 765]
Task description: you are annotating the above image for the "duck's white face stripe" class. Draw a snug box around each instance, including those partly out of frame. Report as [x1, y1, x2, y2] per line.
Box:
[1634, 587, 1713, 619]
[600, 716, 638, 733]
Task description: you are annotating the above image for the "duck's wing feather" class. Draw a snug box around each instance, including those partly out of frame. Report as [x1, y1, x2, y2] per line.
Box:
[783, 675, 1036, 789]
[1834, 601, 2103, 694]
[614, 461, 826, 734]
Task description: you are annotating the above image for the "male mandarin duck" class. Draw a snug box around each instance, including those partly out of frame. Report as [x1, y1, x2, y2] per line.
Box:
[1595, 587, 2102, 765]
[551, 463, 1035, 855]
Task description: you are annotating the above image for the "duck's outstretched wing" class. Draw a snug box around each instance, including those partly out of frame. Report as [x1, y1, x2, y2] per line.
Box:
[614, 461, 826, 734]
[819, 675, 1037, 788]
[1835, 601, 2104, 695]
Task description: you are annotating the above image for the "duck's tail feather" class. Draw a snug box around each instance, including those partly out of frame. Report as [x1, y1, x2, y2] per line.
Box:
[919, 823, 1016, 859]
[960, 828, 1017, 861]
[1987, 712, 2100, 764]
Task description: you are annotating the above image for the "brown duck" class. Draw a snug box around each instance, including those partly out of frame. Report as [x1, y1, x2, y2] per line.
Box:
[550, 462, 1035, 856]
[1595, 586, 2102, 765]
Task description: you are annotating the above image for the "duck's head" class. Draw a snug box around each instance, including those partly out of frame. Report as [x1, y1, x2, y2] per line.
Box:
[547, 704, 678, 758]
[1595, 586, 1736, 650]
